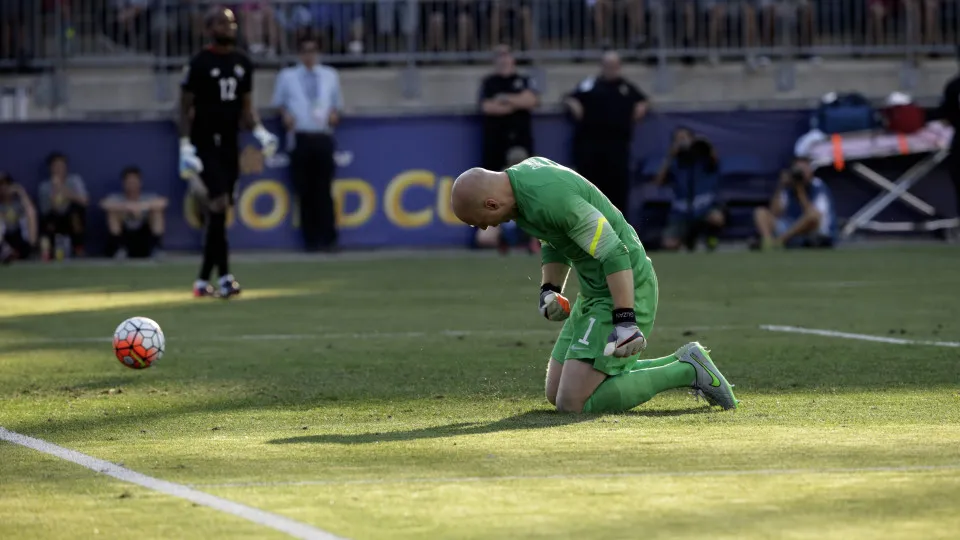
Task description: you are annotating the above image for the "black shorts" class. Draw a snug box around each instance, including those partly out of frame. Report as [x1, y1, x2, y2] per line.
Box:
[197, 144, 240, 202]
[663, 205, 725, 242]
[122, 223, 155, 258]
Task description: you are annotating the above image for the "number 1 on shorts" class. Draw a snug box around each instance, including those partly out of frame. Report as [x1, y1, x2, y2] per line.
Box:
[578, 317, 596, 346]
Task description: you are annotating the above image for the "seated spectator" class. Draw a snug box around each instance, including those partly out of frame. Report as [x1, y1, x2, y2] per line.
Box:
[235, 2, 281, 57]
[0, 171, 38, 262]
[752, 156, 836, 250]
[100, 166, 168, 259]
[653, 127, 725, 251]
[38, 152, 88, 260]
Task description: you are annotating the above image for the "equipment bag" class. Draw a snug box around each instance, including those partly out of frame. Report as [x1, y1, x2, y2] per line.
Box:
[814, 93, 878, 134]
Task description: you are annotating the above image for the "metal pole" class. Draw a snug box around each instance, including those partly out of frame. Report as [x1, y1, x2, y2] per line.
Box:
[156, 0, 172, 106]
[400, 0, 420, 100]
[53, 0, 67, 117]
[900, 0, 918, 91]
[776, 1, 797, 93]
[653, 5, 671, 94]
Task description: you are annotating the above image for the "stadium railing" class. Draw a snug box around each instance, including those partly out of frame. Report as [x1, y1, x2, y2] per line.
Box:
[1, 0, 957, 70]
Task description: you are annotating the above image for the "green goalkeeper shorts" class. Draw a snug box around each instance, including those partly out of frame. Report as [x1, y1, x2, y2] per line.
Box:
[550, 268, 659, 376]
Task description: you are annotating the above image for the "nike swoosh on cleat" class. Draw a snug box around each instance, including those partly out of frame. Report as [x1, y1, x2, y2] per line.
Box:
[691, 352, 721, 387]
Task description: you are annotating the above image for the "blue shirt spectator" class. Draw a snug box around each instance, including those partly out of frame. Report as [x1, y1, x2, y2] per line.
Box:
[273, 35, 343, 253]
[271, 38, 344, 146]
[753, 156, 837, 250]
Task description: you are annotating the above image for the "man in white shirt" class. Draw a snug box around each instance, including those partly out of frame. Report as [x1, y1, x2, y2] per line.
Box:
[271, 34, 344, 253]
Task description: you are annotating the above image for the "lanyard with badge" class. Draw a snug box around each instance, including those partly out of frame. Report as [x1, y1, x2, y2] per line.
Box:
[302, 68, 326, 126]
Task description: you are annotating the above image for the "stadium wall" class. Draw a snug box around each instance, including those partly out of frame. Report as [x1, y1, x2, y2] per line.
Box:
[0, 110, 954, 254]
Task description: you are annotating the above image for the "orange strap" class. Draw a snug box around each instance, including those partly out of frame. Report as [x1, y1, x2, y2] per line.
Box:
[831, 134, 845, 171]
[897, 133, 909, 154]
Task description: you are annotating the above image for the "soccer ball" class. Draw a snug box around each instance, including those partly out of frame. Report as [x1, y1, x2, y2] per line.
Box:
[113, 317, 165, 369]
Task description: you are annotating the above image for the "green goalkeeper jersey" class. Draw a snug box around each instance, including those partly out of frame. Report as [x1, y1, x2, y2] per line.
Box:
[505, 156, 652, 298]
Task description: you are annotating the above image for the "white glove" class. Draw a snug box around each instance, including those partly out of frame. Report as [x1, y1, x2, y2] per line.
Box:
[179, 137, 204, 178]
[603, 309, 647, 358]
[253, 124, 279, 159]
[538, 285, 571, 322]
[179, 138, 207, 198]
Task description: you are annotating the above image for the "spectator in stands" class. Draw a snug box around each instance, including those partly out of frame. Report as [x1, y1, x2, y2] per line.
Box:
[273, 34, 344, 252]
[235, 2, 281, 57]
[113, 0, 151, 51]
[491, 0, 532, 50]
[100, 166, 167, 259]
[591, 0, 645, 49]
[375, 0, 417, 53]
[564, 49, 648, 214]
[653, 127, 725, 251]
[311, 1, 365, 56]
[478, 44, 538, 172]
[37, 152, 88, 260]
[423, 0, 477, 53]
[1, 0, 27, 70]
[752, 156, 836, 250]
[0, 171, 38, 262]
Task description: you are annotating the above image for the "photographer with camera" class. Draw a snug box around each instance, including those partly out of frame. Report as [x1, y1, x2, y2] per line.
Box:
[653, 127, 725, 251]
[752, 156, 837, 251]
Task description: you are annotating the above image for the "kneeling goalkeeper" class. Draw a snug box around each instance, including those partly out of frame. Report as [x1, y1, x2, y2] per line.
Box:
[451, 157, 739, 413]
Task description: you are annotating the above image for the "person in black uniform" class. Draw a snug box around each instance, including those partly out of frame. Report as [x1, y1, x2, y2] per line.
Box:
[936, 65, 960, 230]
[478, 44, 539, 172]
[563, 50, 649, 215]
[179, 6, 277, 299]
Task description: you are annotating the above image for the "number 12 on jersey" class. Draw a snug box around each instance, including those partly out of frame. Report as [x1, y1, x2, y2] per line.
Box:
[219, 77, 237, 101]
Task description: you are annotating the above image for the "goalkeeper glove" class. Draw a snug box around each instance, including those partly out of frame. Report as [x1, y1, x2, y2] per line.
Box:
[253, 124, 279, 159]
[179, 138, 207, 198]
[179, 138, 203, 179]
[603, 308, 647, 358]
[538, 283, 571, 322]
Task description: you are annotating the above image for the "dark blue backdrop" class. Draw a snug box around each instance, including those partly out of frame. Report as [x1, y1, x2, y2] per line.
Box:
[1, 110, 951, 253]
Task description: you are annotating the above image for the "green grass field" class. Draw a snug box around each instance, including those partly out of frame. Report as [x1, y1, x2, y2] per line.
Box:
[1, 245, 959, 540]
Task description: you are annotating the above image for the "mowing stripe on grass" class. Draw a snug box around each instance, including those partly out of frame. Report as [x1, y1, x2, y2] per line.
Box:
[0, 428, 346, 540]
[192, 463, 960, 489]
[5, 325, 746, 345]
[760, 325, 960, 348]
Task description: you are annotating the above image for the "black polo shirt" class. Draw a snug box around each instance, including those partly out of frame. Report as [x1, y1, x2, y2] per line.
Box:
[569, 76, 647, 144]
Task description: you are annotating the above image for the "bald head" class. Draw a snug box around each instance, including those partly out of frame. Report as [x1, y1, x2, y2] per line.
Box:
[451, 167, 516, 229]
[600, 50, 621, 80]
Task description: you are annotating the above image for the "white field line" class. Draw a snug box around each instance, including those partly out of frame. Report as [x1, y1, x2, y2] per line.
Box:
[192, 463, 960, 489]
[0, 428, 346, 540]
[760, 325, 960, 348]
[2, 325, 746, 345]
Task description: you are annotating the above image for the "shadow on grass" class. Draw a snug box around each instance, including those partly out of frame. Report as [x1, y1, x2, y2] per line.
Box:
[267, 407, 713, 445]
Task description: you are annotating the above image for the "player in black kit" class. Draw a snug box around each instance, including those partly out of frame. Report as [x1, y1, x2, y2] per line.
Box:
[179, 6, 277, 299]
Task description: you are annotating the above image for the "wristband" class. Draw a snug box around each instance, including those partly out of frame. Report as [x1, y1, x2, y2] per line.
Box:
[612, 308, 636, 325]
[540, 283, 562, 295]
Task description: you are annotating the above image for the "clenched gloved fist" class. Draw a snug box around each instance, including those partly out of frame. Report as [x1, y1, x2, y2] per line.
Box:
[603, 308, 647, 357]
[538, 283, 571, 322]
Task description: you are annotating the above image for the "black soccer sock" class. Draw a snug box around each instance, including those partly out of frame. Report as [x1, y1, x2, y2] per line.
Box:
[199, 212, 226, 281]
[218, 230, 230, 278]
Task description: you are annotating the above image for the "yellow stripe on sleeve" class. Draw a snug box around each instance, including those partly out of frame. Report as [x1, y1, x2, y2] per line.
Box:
[588, 217, 607, 256]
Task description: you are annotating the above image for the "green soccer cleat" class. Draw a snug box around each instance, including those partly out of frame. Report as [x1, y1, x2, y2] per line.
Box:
[676, 342, 739, 410]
